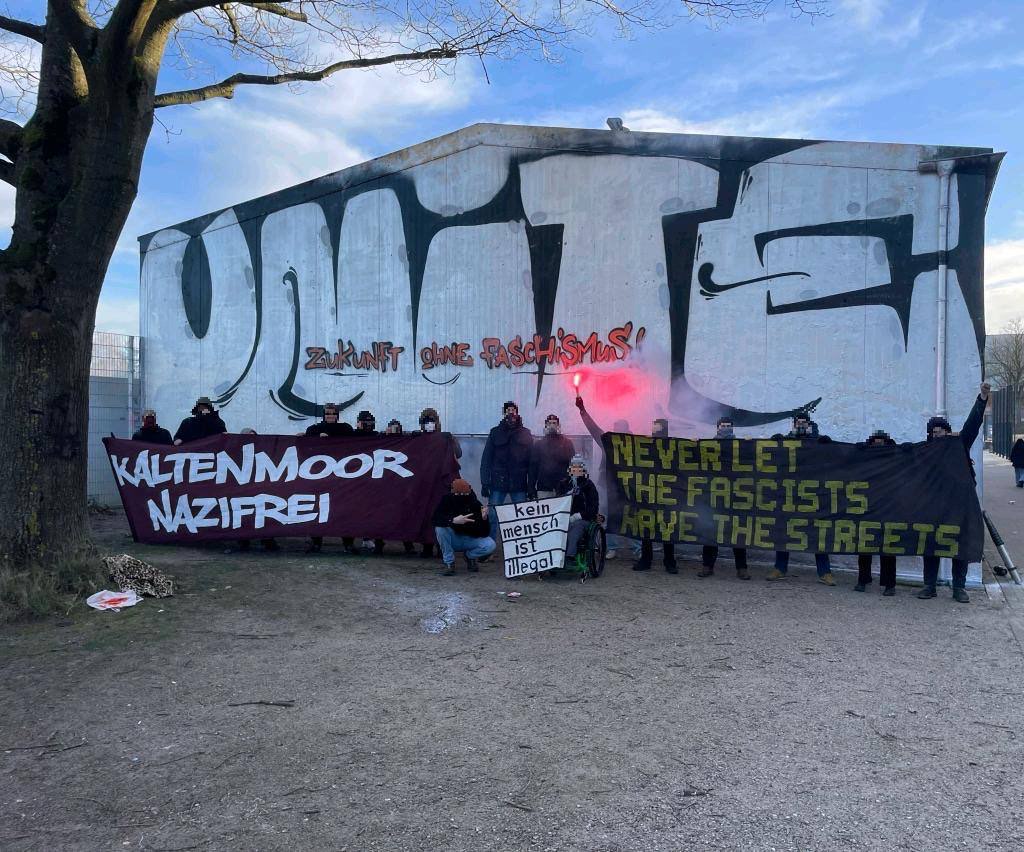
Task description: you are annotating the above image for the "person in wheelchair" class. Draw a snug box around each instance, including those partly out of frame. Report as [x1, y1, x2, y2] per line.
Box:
[559, 455, 600, 565]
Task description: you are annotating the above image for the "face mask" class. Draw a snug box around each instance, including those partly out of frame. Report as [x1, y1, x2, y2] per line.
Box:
[717, 427, 734, 439]
[422, 422, 436, 433]
[545, 423, 560, 435]
[505, 414, 520, 426]
[143, 416, 156, 428]
[794, 423, 810, 436]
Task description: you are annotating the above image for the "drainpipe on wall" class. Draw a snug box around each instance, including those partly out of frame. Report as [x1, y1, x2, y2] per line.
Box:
[933, 160, 955, 418]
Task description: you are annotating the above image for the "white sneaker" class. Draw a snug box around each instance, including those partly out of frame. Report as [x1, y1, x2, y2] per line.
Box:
[606, 549, 617, 560]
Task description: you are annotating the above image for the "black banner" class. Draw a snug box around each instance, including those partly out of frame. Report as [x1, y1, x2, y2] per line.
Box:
[104, 433, 459, 544]
[601, 434, 984, 561]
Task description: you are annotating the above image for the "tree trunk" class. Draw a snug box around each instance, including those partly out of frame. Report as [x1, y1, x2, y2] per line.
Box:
[0, 290, 97, 568]
[0, 12, 159, 571]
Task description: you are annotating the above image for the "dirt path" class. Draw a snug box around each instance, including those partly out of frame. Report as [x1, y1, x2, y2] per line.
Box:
[2, 507, 1023, 851]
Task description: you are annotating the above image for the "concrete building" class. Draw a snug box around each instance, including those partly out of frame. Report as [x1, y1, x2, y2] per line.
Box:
[138, 122, 1002, 582]
[139, 123, 998, 444]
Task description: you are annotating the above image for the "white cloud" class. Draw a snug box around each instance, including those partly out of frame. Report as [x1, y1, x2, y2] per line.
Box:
[133, 64, 479, 236]
[95, 296, 140, 336]
[985, 238, 1024, 332]
[922, 17, 1006, 57]
[838, 0, 890, 29]
[838, 0, 924, 45]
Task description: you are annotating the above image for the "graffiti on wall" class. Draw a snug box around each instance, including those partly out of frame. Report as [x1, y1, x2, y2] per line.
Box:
[141, 128, 990, 439]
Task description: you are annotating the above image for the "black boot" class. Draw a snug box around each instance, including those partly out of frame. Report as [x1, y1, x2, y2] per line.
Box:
[465, 557, 479, 573]
[952, 588, 970, 603]
[373, 540, 385, 556]
[664, 560, 678, 575]
[403, 541, 416, 555]
[853, 583, 866, 592]
[697, 564, 714, 577]
[882, 586, 895, 596]
[420, 543, 435, 558]
[917, 585, 937, 599]
[305, 539, 321, 554]
[632, 560, 652, 572]
[440, 563, 456, 576]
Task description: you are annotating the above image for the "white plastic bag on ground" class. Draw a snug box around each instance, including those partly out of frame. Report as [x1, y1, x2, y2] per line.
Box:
[86, 590, 142, 612]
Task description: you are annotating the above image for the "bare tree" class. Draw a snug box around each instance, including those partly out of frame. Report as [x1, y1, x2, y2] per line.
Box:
[0, 0, 826, 572]
[988, 317, 1024, 392]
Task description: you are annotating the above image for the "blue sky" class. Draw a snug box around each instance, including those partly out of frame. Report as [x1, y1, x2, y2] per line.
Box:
[3, 0, 1023, 334]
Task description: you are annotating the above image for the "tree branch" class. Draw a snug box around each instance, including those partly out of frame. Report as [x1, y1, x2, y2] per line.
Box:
[153, 46, 457, 107]
[0, 14, 45, 43]
[238, 2, 307, 22]
[0, 119, 24, 161]
[46, 1, 100, 61]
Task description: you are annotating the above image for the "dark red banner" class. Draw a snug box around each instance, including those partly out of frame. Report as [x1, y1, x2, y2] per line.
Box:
[103, 433, 460, 544]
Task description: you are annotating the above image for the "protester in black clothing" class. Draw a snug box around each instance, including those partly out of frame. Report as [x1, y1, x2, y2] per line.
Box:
[417, 407, 463, 460]
[481, 401, 533, 540]
[132, 409, 173, 445]
[304, 403, 353, 438]
[344, 410, 384, 555]
[432, 478, 495, 575]
[1010, 437, 1024, 488]
[768, 411, 835, 585]
[918, 382, 990, 603]
[303, 404, 352, 554]
[699, 416, 751, 580]
[529, 414, 576, 499]
[560, 455, 600, 562]
[232, 428, 279, 553]
[635, 417, 678, 574]
[173, 396, 227, 445]
[854, 429, 897, 595]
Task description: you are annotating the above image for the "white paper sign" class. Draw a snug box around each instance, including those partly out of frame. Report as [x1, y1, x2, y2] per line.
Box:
[494, 496, 573, 578]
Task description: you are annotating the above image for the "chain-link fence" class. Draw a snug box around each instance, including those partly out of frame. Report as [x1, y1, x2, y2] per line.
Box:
[990, 384, 1020, 458]
[89, 332, 141, 505]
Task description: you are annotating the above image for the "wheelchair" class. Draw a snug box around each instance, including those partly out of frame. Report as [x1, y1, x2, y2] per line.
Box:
[562, 514, 607, 583]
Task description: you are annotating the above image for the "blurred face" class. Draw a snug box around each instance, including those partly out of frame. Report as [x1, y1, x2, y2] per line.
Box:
[652, 420, 668, 438]
[420, 419, 437, 432]
[386, 423, 402, 435]
[931, 425, 952, 439]
[504, 406, 520, 425]
[199, 405, 213, 416]
[545, 417, 560, 435]
[716, 420, 734, 439]
[359, 416, 375, 431]
[324, 409, 338, 423]
[793, 418, 811, 435]
[570, 463, 586, 479]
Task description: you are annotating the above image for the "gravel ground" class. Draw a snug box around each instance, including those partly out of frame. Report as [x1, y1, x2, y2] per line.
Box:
[2, 460, 1023, 851]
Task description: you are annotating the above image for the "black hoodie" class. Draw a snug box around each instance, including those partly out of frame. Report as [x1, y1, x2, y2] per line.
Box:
[529, 432, 576, 492]
[305, 420, 354, 437]
[173, 411, 227, 443]
[1011, 438, 1024, 468]
[557, 475, 600, 521]
[432, 492, 490, 538]
[132, 424, 173, 445]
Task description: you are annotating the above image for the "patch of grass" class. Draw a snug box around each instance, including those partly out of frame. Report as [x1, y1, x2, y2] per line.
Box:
[0, 556, 106, 625]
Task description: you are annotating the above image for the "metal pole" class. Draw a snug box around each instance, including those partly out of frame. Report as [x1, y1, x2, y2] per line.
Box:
[983, 510, 1022, 585]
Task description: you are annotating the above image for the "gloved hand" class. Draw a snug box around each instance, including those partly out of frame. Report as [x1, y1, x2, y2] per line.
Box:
[575, 396, 585, 411]
[527, 489, 537, 501]
[481, 486, 491, 499]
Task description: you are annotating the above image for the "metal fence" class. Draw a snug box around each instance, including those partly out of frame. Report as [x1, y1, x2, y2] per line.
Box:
[990, 384, 1021, 458]
[89, 332, 141, 505]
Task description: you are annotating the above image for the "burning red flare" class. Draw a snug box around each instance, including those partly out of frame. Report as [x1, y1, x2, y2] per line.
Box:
[573, 373, 581, 389]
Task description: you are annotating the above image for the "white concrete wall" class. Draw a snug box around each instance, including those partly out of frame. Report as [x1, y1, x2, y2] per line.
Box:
[141, 130, 987, 448]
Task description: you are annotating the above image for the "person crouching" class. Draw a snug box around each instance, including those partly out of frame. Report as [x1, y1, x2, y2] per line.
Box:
[432, 479, 496, 576]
